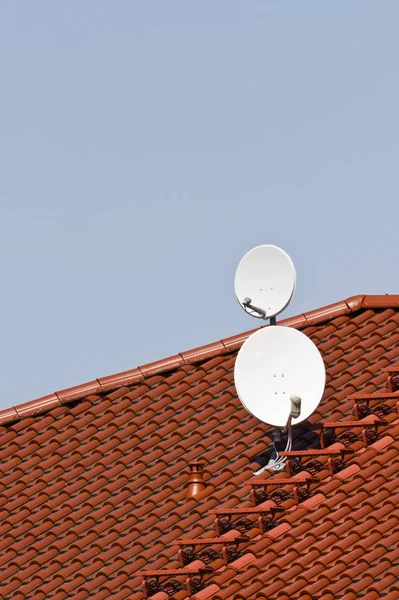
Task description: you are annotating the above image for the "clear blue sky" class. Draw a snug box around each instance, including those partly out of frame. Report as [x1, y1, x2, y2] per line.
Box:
[1, 2, 398, 409]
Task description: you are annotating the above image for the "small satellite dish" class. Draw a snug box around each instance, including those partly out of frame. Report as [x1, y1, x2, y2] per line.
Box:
[234, 326, 325, 427]
[234, 245, 296, 319]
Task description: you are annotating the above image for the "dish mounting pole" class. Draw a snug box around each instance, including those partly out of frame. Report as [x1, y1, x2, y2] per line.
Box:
[269, 315, 280, 444]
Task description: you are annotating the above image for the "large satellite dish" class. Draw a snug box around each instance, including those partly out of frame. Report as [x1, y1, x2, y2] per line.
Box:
[234, 326, 326, 427]
[235, 245, 296, 320]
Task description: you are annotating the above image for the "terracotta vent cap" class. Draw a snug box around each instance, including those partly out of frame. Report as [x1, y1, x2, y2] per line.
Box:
[186, 462, 206, 500]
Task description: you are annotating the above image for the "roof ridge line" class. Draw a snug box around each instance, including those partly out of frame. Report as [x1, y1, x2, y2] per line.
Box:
[0, 294, 398, 427]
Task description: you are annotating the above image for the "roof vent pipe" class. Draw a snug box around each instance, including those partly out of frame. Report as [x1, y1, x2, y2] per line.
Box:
[186, 462, 205, 500]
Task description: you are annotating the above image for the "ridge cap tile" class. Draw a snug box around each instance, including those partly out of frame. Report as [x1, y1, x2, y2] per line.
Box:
[180, 341, 228, 364]
[0, 407, 20, 425]
[278, 313, 308, 328]
[345, 294, 366, 311]
[220, 328, 260, 353]
[137, 355, 185, 378]
[15, 394, 61, 419]
[303, 301, 351, 326]
[362, 294, 399, 308]
[56, 380, 102, 403]
[97, 367, 144, 391]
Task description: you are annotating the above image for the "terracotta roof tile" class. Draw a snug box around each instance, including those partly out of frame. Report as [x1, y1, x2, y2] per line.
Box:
[2, 295, 399, 599]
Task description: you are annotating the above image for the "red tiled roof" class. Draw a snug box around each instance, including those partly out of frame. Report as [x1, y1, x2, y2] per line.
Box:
[1, 294, 399, 599]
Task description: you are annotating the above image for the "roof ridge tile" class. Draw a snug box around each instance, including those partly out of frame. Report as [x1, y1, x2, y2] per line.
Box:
[302, 301, 351, 326]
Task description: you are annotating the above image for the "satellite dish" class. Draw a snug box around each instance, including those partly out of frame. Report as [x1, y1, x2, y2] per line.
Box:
[234, 245, 296, 319]
[234, 326, 325, 427]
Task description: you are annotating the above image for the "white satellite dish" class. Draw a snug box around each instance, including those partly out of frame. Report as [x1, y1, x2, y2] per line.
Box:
[234, 326, 325, 427]
[234, 245, 296, 320]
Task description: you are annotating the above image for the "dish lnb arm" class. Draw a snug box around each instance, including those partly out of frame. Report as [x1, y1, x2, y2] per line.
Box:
[242, 297, 266, 319]
[290, 395, 301, 419]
